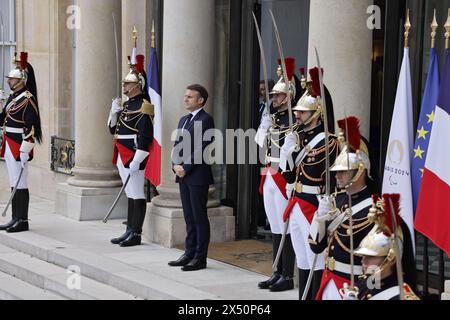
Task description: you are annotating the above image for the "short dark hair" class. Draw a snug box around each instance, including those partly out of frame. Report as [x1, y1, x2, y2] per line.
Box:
[187, 84, 209, 106]
[259, 79, 275, 91]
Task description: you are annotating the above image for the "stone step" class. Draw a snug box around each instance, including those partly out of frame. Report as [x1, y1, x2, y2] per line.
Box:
[0, 270, 67, 300]
[0, 232, 220, 300]
[0, 244, 139, 300]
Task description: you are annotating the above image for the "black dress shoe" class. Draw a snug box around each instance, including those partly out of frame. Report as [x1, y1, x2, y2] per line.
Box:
[258, 273, 281, 289]
[181, 259, 207, 271]
[119, 233, 141, 247]
[6, 220, 29, 233]
[0, 219, 18, 231]
[111, 230, 131, 244]
[168, 254, 192, 267]
[269, 276, 294, 292]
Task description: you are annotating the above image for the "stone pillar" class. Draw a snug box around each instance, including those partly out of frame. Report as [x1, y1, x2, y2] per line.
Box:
[56, 0, 126, 221]
[144, 0, 234, 248]
[443, 281, 450, 300]
[308, 0, 373, 137]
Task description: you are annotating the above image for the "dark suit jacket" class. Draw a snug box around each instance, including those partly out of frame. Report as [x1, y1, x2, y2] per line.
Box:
[172, 108, 214, 186]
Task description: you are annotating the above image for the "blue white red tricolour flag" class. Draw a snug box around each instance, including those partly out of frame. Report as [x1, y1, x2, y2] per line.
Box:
[145, 46, 162, 187]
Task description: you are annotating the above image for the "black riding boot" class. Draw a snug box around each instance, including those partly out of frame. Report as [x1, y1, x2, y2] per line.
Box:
[298, 269, 312, 300]
[111, 198, 134, 244]
[120, 199, 146, 247]
[310, 270, 324, 300]
[0, 188, 19, 231]
[258, 233, 282, 289]
[270, 234, 295, 292]
[7, 189, 29, 233]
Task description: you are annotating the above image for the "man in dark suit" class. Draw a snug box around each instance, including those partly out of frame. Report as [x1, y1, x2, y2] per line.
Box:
[168, 84, 215, 271]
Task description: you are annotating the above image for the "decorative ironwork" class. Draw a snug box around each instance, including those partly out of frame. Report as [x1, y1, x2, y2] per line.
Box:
[0, 127, 4, 161]
[51, 136, 75, 175]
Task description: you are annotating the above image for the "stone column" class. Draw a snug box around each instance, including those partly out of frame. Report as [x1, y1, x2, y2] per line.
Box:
[56, 0, 126, 221]
[144, 0, 234, 247]
[308, 0, 373, 137]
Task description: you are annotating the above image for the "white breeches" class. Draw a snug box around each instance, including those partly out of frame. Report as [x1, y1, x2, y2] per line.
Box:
[4, 141, 28, 189]
[322, 280, 343, 300]
[117, 154, 146, 200]
[263, 174, 289, 235]
[289, 203, 325, 270]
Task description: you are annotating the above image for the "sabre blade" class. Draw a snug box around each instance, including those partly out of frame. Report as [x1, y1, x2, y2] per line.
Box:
[314, 48, 331, 196]
[112, 13, 121, 99]
[251, 12, 271, 116]
[387, 197, 405, 300]
[269, 10, 293, 128]
[343, 111, 355, 288]
[1, 168, 24, 217]
[103, 174, 131, 223]
[0, 10, 5, 91]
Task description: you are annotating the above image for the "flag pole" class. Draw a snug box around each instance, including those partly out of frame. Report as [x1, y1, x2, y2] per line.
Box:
[431, 9, 438, 49]
[404, 9, 411, 49]
[445, 9, 450, 50]
[151, 20, 156, 49]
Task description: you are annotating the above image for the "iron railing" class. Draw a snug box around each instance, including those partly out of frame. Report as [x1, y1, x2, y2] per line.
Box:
[50, 136, 75, 175]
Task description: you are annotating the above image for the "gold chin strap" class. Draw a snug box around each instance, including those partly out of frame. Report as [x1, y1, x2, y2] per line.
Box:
[343, 165, 366, 190]
[301, 107, 322, 127]
[12, 81, 25, 92]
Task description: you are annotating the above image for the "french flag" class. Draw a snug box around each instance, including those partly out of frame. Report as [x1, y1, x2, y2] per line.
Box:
[145, 46, 162, 187]
[415, 49, 450, 257]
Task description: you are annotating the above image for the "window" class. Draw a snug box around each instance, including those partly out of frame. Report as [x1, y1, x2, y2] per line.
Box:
[0, 0, 16, 94]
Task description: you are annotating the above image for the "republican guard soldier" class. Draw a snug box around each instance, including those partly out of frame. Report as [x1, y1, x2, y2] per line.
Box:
[280, 67, 338, 299]
[107, 29, 154, 247]
[0, 52, 42, 233]
[255, 57, 299, 292]
[309, 117, 374, 300]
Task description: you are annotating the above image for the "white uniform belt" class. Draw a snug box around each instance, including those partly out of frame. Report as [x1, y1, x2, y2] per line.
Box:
[115, 134, 137, 140]
[5, 127, 24, 134]
[266, 156, 280, 163]
[326, 257, 363, 275]
[295, 183, 321, 195]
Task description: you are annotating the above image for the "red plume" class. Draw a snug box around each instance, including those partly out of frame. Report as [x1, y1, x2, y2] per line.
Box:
[20, 52, 28, 70]
[136, 55, 145, 74]
[300, 67, 305, 76]
[309, 67, 324, 98]
[284, 57, 295, 81]
[372, 194, 380, 204]
[337, 116, 361, 151]
[382, 194, 401, 235]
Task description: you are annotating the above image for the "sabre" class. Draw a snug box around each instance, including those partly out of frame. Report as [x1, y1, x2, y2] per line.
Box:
[269, 10, 293, 128]
[301, 48, 332, 299]
[269, 9, 296, 272]
[344, 111, 355, 289]
[251, 12, 271, 116]
[387, 197, 405, 300]
[103, 174, 130, 223]
[2, 168, 24, 217]
[112, 13, 121, 99]
[0, 10, 5, 91]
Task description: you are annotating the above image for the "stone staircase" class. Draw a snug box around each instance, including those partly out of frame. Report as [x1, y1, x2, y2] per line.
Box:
[0, 205, 297, 300]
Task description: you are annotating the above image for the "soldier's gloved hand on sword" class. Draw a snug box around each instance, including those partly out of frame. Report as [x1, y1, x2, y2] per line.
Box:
[129, 150, 149, 176]
[341, 283, 359, 300]
[107, 98, 122, 127]
[282, 132, 300, 156]
[20, 153, 29, 169]
[0, 89, 7, 111]
[316, 195, 337, 221]
[259, 114, 272, 131]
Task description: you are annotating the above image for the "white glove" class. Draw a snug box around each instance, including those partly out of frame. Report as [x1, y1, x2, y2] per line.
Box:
[341, 283, 359, 300]
[0, 89, 7, 112]
[281, 132, 300, 157]
[259, 114, 273, 131]
[286, 183, 295, 198]
[129, 161, 140, 175]
[107, 98, 122, 127]
[317, 195, 335, 218]
[20, 152, 29, 168]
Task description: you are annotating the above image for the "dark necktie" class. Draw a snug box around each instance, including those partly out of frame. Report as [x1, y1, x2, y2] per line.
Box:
[183, 114, 193, 130]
